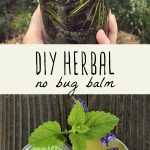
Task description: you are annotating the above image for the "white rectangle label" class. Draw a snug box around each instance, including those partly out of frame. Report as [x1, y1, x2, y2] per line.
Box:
[0, 45, 149, 95]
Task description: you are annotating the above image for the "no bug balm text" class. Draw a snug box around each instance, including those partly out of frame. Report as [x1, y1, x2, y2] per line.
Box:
[35, 50, 115, 95]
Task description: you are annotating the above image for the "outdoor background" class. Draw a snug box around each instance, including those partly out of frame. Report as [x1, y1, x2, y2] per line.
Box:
[0, 0, 150, 44]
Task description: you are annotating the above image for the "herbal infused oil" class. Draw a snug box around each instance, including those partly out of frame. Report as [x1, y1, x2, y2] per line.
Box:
[86, 139, 128, 150]
[40, 0, 109, 43]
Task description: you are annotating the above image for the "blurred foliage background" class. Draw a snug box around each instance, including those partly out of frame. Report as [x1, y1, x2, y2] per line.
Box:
[0, 0, 150, 43]
[0, 0, 38, 43]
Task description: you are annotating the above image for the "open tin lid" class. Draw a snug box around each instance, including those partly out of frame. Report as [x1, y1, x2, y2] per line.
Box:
[23, 138, 128, 150]
[22, 144, 72, 150]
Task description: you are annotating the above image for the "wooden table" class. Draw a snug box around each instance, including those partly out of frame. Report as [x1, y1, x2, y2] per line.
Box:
[0, 95, 150, 150]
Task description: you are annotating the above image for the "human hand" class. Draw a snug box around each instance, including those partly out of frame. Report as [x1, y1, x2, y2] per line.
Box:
[23, 5, 117, 44]
[96, 10, 118, 44]
[23, 5, 44, 44]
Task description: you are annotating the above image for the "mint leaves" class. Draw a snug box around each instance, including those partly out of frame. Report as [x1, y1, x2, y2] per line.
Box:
[69, 133, 87, 150]
[68, 101, 85, 127]
[68, 101, 90, 134]
[84, 111, 119, 139]
[68, 101, 119, 150]
[29, 121, 65, 148]
[29, 98, 119, 150]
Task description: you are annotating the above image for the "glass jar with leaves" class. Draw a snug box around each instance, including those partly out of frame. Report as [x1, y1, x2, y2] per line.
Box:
[40, 0, 109, 43]
[23, 97, 128, 150]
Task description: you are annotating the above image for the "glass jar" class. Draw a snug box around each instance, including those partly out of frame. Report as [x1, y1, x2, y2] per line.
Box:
[40, 0, 109, 44]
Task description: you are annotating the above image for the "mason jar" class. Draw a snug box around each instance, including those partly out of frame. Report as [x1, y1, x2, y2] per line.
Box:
[40, 0, 109, 44]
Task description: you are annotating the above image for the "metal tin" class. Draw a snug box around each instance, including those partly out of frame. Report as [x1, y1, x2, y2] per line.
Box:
[23, 144, 72, 150]
[23, 138, 128, 150]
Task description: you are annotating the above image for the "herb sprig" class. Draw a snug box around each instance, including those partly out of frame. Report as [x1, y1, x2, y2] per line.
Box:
[43, 0, 108, 31]
[29, 97, 119, 150]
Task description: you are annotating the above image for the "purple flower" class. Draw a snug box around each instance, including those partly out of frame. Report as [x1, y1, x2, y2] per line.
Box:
[100, 133, 116, 147]
[72, 98, 89, 112]
[78, 98, 89, 112]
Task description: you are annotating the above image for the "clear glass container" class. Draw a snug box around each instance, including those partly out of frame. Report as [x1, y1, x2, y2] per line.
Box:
[40, 0, 109, 44]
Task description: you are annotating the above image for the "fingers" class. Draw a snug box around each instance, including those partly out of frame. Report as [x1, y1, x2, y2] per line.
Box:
[30, 5, 42, 29]
[23, 5, 44, 44]
[96, 10, 118, 44]
[96, 30, 110, 44]
[108, 10, 118, 44]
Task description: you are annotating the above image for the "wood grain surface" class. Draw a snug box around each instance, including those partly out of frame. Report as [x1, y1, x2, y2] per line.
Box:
[0, 95, 150, 150]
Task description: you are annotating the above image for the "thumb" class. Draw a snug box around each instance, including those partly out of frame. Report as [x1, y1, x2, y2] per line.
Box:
[96, 30, 110, 44]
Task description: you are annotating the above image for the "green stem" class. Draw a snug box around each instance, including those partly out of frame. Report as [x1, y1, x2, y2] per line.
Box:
[71, 96, 77, 103]
[61, 130, 72, 135]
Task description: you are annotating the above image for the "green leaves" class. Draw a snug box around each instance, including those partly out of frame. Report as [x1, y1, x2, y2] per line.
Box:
[67, 101, 119, 150]
[29, 121, 65, 148]
[68, 101, 85, 127]
[68, 101, 90, 135]
[29, 99, 119, 150]
[84, 111, 119, 139]
[69, 133, 86, 150]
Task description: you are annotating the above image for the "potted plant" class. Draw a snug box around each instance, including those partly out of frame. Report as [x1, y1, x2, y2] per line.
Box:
[23, 97, 128, 150]
[40, 0, 109, 43]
